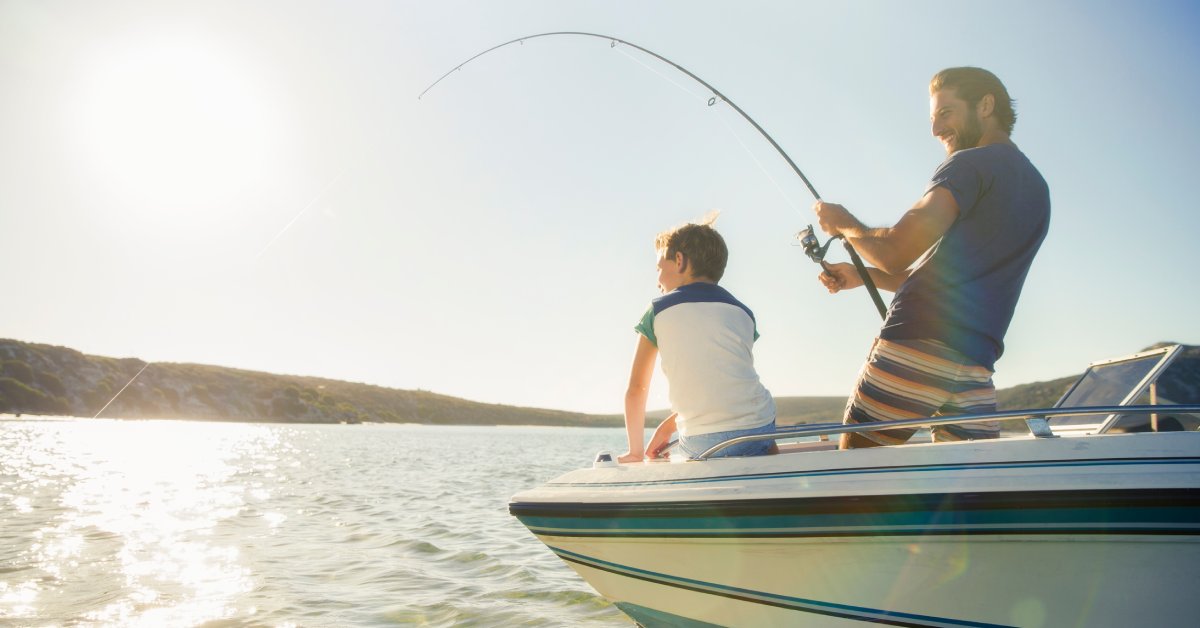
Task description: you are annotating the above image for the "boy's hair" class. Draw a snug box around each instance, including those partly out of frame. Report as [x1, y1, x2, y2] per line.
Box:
[655, 213, 728, 282]
[929, 66, 1017, 135]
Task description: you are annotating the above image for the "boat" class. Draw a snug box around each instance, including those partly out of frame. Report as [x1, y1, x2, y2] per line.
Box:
[509, 345, 1200, 627]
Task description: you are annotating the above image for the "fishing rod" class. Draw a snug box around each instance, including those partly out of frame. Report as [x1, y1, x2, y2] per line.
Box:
[420, 31, 887, 319]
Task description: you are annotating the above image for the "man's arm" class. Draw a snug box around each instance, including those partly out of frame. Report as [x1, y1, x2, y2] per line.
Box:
[813, 186, 960, 275]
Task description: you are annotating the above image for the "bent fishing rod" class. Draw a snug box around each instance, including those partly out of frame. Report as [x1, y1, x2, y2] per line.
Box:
[420, 31, 887, 319]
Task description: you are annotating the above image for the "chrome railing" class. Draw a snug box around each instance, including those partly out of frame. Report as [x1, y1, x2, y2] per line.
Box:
[696, 404, 1200, 460]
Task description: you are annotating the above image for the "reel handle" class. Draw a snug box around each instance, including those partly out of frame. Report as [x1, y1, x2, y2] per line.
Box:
[796, 225, 887, 320]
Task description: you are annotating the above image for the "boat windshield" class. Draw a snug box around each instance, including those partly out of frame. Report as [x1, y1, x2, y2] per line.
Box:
[1049, 345, 1180, 430]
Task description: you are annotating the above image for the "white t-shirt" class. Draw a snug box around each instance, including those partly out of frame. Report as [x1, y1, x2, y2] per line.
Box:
[635, 282, 775, 437]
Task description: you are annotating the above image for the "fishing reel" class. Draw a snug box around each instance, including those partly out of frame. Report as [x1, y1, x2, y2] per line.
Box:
[795, 224, 888, 319]
[795, 224, 840, 269]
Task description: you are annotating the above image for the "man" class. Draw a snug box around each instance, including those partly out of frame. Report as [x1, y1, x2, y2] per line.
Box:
[814, 67, 1049, 449]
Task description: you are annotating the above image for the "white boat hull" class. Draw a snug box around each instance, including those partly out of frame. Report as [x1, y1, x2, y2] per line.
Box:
[539, 534, 1196, 627]
[511, 433, 1200, 627]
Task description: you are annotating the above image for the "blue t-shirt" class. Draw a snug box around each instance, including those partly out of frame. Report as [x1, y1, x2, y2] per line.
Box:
[880, 143, 1050, 371]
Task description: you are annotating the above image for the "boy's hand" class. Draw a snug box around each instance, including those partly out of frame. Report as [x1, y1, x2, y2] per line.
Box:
[645, 412, 678, 460]
[645, 432, 670, 460]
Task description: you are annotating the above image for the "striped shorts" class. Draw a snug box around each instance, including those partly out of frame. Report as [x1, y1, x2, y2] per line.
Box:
[843, 338, 999, 447]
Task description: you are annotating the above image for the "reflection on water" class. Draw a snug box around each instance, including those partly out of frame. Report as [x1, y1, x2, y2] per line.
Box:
[0, 419, 628, 627]
[1, 420, 272, 626]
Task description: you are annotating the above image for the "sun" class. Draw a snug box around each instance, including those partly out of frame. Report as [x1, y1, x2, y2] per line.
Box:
[67, 31, 285, 219]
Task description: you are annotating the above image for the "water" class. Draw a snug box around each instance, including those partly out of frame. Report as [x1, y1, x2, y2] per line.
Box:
[0, 418, 632, 627]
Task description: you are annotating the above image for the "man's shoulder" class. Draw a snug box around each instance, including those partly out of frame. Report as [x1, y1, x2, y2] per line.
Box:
[949, 142, 1033, 169]
[933, 142, 1044, 189]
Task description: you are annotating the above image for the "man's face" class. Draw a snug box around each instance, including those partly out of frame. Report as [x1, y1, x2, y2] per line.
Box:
[930, 88, 982, 154]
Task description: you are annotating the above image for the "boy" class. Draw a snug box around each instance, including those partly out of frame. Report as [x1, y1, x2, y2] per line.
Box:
[618, 215, 776, 463]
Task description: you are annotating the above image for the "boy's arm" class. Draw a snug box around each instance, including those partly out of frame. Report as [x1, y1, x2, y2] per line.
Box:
[618, 335, 658, 463]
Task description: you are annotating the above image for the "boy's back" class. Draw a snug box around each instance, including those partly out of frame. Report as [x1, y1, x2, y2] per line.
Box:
[637, 282, 774, 438]
[618, 216, 776, 463]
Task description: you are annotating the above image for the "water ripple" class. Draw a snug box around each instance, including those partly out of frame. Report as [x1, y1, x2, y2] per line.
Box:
[0, 420, 629, 626]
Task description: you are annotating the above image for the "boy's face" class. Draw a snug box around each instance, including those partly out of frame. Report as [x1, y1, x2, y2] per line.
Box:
[656, 249, 687, 293]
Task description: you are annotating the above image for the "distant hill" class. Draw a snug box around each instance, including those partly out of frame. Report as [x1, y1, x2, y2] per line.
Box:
[0, 338, 616, 427]
[1, 338, 1196, 427]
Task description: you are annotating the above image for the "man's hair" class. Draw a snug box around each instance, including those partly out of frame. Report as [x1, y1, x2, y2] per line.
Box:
[930, 67, 1017, 135]
[655, 213, 728, 282]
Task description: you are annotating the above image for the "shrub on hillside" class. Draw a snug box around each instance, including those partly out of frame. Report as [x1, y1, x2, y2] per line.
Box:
[2, 360, 35, 386]
[83, 380, 114, 413]
[0, 377, 70, 414]
[271, 395, 306, 419]
[36, 370, 66, 397]
[191, 385, 217, 408]
[159, 386, 181, 408]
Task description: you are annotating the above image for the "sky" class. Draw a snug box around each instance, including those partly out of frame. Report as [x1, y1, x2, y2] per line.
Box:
[2, 0, 1198, 415]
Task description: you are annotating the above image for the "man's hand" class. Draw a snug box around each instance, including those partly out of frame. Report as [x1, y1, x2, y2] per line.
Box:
[817, 189, 959, 275]
[818, 262, 862, 293]
[813, 200, 861, 238]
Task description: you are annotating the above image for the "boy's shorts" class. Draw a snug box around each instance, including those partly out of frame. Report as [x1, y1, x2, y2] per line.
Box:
[843, 338, 999, 447]
[678, 419, 777, 459]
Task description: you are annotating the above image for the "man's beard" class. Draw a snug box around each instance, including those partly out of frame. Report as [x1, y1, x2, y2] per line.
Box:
[952, 110, 983, 152]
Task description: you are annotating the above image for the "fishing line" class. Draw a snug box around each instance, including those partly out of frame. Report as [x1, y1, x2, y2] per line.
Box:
[612, 45, 707, 105]
[712, 109, 802, 215]
[613, 45, 801, 214]
[421, 31, 887, 318]
[255, 167, 347, 261]
[92, 361, 152, 419]
[419, 31, 821, 200]
[92, 167, 347, 416]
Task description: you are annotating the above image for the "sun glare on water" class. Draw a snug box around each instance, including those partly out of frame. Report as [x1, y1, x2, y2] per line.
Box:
[1, 420, 281, 626]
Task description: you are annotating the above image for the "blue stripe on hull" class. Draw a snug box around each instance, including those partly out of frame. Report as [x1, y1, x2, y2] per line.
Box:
[555, 547, 1013, 628]
[513, 489, 1200, 538]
